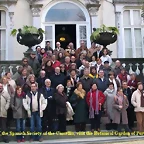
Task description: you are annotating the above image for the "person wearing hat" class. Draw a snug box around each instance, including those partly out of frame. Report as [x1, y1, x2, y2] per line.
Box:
[54, 84, 68, 132]
[103, 61, 112, 78]
[28, 51, 41, 77]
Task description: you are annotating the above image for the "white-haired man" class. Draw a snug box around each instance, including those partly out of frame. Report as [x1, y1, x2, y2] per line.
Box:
[53, 42, 65, 57]
[40, 79, 56, 132]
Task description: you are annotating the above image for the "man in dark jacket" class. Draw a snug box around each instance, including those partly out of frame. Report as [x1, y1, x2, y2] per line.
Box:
[40, 79, 56, 132]
[79, 68, 93, 93]
[122, 81, 134, 130]
[50, 67, 66, 88]
[28, 51, 41, 77]
[37, 70, 46, 90]
[45, 41, 53, 53]
[94, 69, 109, 92]
[103, 61, 112, 78]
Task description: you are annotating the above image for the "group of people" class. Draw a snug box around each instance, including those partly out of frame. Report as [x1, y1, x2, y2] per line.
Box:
[0, 40, 144, 143]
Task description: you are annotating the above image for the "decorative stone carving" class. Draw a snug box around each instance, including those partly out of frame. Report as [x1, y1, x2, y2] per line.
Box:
[9, 12, 14, 29]
[31, 7, 41, 17]
[84, 0, 100, 16]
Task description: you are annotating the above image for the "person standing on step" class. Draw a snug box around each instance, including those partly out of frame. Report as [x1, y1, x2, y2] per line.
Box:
[23, 82, 47, 142]
[11, 86, 27, 143]
[0, 83, 10, 143]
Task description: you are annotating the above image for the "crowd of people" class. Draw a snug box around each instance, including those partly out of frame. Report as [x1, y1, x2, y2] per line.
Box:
[0, 40, 144, 143]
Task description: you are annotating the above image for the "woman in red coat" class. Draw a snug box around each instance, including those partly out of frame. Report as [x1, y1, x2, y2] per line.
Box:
[86, 83, 105, 132]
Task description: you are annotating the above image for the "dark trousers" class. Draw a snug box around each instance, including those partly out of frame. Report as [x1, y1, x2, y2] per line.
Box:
[0, 117, 8, 141]
[6, 108, 13, 128]
[90, 112, 101, 130]
[75, 123, 86, 132]
[42, 110, 54, 132]
[127, 107, 135, 129]
[58, 114, 66, 132]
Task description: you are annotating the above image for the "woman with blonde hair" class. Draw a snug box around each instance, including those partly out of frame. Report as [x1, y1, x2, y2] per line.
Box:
[22, 74, 38, 93]
[70, 82, 88, 132]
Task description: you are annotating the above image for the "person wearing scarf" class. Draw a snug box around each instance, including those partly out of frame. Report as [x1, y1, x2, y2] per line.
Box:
[113, 88, 130, 133]
[131, 82, 144, 132]
[70, 82, 87, 132]
[86, 83, 105, 132]
[11, 86, 27, 143]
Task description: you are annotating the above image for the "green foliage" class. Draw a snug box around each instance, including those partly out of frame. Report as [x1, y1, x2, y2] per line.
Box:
[10, 26, 45, 36]
[90, 25, 119, 41]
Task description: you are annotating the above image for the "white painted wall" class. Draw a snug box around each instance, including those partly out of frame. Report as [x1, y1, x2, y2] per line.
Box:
[13, 0, 33, 60]
[98, 0, 117, 58]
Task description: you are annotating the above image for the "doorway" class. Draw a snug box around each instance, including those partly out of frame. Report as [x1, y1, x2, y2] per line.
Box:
[55, 24, 76, 49]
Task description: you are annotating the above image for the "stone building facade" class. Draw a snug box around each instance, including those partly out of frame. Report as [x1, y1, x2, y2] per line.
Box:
[0, 0, 143, 60]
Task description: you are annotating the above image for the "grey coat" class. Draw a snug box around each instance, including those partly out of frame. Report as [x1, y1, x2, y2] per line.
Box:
[11, 93, 27, 119]
[104, 88, 116, 121]
[113, 95, 129, 124]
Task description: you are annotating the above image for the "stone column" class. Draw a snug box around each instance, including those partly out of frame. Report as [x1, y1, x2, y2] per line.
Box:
[13, 0, 33, 60]
[31, 5, 43, 28]
[115, 12, 123, 58]
[89, 7, 100, 30]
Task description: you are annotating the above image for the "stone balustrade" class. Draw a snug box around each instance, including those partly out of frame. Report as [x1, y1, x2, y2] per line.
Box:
[0, 58, 144, 78]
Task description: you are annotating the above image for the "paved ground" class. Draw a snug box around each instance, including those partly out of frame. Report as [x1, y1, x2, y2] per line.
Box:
[0, 136, 144, 144]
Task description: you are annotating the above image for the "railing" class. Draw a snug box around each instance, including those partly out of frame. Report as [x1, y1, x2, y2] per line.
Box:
[0, 58, 144, 78]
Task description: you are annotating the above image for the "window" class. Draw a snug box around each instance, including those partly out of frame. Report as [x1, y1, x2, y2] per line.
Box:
[79, 26, 87, 45]
[45, 26, 53, 47]
[45, 2, 86, 22]
[0, 10, 6, 60]
[123, 9, 143, 58]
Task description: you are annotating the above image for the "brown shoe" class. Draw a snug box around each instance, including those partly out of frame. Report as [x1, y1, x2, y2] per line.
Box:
[39, 138, 43, 142]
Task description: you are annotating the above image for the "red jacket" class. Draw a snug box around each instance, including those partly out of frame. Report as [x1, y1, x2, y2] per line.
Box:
[86, 90, 105, 111]
[52, 60, 61, 69]
[65, 63, 71, 71]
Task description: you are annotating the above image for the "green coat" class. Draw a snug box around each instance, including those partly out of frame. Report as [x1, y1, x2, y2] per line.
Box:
[70, 92, 88, 123]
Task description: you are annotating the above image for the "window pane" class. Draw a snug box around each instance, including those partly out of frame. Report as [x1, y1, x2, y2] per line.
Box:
[123, 10, 130, 26]
[133, 10, 141, 25]
[134, 28, 142, 47]
[45, 26, 52, 40]
[0, 30, 6, 60]
[0, 10, 6, 26]
[136, 48, 142, 58]
[125, 48, 132, 58]
[124, 28, 132, 48]
[45, 2, 86, 21]
[79, 26, 87, 39]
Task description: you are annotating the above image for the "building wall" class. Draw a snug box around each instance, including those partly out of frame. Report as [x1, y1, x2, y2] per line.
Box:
[2, 0, 142, 60]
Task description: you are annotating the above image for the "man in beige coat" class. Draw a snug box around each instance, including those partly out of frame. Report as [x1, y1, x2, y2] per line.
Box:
[0, 83, 11, 143]
[131, 82, 144, 132]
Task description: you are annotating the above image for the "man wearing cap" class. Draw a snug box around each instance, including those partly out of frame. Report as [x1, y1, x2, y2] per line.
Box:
[103, 61, 112, 78]
[28, 51, 41, 77]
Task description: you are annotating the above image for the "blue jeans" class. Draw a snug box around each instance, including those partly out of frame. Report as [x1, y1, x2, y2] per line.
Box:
[16, 119, 25, 140]
[30, 111, 42, 140]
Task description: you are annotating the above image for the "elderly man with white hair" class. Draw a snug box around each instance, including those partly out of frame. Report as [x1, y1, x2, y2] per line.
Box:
[113, 60, 123, 76]
[40, 79, 56, 132]
[53, 42, 65, 58]
[36, 70, 46, 89]
[50, 67, 66, 88]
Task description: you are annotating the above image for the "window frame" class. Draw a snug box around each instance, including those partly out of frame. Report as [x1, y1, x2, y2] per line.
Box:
[123, 9, 143, 58]
[0, 9, 7, 60]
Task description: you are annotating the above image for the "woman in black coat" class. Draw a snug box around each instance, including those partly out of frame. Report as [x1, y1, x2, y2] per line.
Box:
[54, 84, 68, 132]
